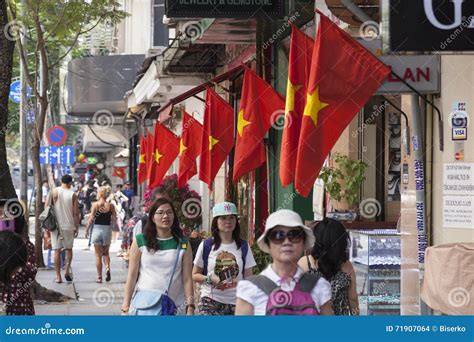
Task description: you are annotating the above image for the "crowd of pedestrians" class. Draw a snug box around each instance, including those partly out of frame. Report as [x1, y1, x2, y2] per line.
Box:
[1, 174, 359, 317]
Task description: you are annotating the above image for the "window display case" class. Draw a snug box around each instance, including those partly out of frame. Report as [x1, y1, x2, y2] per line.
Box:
[350, 229, 401, 315]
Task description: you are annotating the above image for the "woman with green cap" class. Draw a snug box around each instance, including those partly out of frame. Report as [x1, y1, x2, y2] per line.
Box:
[192, 202, 256, 315]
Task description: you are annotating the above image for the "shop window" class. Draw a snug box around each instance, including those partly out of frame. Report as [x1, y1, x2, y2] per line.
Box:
[360, 97, 402, 222]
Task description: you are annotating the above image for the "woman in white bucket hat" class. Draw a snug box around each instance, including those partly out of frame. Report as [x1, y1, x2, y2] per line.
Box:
[192, 202, 256, 315]
[235, 209, 333, 315]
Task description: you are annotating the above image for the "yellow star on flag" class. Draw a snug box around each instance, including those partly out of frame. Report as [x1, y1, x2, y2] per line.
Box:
[179, 139, 187, 157]
[154, 148, 163, 164]
[139, 153, 145, 164]
[209, 135, 219, 151]
[237, 109, 251, 137]
[285, 80, 302, 114]
[303, 87, 329, 126]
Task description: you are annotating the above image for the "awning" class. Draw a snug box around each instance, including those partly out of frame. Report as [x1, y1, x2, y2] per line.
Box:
[150, 64, 245, 120]
[325, 0, 379, 25]
[123, 53, 210, 119]
[83, 126, 128, 153]
[190, 19, 256, 45]
[114, 148, 129, 158]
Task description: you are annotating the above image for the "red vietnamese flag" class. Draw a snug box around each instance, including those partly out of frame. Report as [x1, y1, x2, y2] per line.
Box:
[280, 25, 314, 188]
[149, 123, 180, 188]
[295, 13, 390, 197]
[233, 67, 285, 182]
[145, 129, 154, 181]
[199, 87, 234, 191]
[138, 134, 148, 184]
[178, 111, 203, 187]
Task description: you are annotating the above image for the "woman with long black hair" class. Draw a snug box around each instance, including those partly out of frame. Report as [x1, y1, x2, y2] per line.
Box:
[192, 202, 256, 315]
[121, 198, 194, 315]
[298, 218, 359, 315]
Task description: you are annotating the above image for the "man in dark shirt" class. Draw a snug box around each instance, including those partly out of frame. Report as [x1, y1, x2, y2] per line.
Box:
[122, 182, 134, 219]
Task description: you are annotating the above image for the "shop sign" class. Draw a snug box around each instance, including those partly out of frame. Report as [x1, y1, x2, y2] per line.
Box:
[358, 39, 440, 94]
[86, 156, 99, 165]
[114, 158, 128, 168]
[74, 164, 88, 174]
[443, 163, 474, 229]
[383, 0, 474, 52]
[165, 0, 284, 18]
[450, 102, 468, 141]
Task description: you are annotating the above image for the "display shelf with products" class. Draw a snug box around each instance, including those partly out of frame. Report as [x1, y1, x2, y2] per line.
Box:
[350, 229, 401, 316]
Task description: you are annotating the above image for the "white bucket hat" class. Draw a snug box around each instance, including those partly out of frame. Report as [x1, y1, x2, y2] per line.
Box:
[257, 209, 315, 254]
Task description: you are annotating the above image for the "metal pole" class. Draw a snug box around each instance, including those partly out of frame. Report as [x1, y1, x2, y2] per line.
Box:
[411, 94, 427, 266]
[19, 0, 28, 210]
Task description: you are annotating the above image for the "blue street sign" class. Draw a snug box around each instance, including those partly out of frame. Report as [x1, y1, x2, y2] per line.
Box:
[9, 80, 32, 104]
[39, 146, 75, 165]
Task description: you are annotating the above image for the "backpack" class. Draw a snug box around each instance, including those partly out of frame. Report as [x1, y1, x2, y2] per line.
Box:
[202, 237, 249, 275]
[248, 273, 321, 315]
[39, 194, 58, 232]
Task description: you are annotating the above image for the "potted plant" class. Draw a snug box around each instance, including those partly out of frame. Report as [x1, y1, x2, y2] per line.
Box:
[318, 153, 368, 221]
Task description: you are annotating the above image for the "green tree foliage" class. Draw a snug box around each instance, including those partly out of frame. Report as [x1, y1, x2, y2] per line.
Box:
[6, 0, 127, 267]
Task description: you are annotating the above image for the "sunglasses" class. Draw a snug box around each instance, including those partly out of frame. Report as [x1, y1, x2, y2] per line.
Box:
[268, 229, 304, 244]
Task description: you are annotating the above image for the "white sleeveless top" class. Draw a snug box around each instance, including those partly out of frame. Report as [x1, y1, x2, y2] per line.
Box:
[54, 187, 75, 231]
[135, 234, 188, 306]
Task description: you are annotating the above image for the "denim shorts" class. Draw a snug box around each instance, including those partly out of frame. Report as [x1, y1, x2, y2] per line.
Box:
[91, 224, 112, 246]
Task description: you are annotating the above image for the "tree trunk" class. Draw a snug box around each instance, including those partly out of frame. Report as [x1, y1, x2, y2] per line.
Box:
[32, 138, 46, 267]
[0, 0, 17, 200]
[31, 18, 49, 266]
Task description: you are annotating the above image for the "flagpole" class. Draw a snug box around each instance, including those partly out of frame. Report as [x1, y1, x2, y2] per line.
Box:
[390, 71, 444, 152]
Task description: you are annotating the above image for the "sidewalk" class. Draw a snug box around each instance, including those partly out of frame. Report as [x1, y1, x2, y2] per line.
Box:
[32, 222, 128, 315]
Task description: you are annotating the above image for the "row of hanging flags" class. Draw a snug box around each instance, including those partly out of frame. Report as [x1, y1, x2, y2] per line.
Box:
[138, 12, 391, 197]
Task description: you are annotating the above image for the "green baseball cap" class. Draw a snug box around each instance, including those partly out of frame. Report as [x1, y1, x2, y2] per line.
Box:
[212, 202, 238, 218]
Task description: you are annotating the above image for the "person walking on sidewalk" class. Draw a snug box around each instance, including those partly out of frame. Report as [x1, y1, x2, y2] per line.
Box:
[86, 186, 116, 283]
[121, 198, 194, 315]
[122, 182, 134, 220]
[192, 202, 256, 315]
[235, 210, 333, 316]
[50, 175, 80, 284]
[298, 218, 359, 315]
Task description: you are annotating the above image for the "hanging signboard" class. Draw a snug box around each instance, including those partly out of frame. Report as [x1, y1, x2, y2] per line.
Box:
[165, 0, 284, 18]
[382, 0, 474, 53]
[358, 39, 440, 94]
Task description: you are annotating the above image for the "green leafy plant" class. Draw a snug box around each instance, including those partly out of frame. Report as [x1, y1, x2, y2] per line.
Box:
[318, 154, 368, 210]
[144, 174, 202, 236]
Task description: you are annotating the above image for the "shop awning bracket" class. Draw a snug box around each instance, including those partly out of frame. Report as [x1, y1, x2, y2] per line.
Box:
[193, 95, 205, 103]
[382, 96, 411, 156]
[390, 70, 444, 152]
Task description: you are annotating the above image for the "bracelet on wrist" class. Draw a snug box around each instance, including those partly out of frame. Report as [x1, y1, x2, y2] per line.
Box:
[186, 304, 195, 310]
[205, 275, 212, 285]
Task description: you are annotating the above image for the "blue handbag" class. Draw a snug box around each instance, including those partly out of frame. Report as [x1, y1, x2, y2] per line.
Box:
[130, 242, 181, 316]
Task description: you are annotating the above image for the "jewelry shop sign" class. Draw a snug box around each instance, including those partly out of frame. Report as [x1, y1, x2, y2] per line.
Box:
[383, 0, 474, 52]
[165, 0, 284, 18]
[443, 163, 474, 229]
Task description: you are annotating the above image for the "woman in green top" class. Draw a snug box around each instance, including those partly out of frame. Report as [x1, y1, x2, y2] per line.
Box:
[121, 198, 194, 315]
